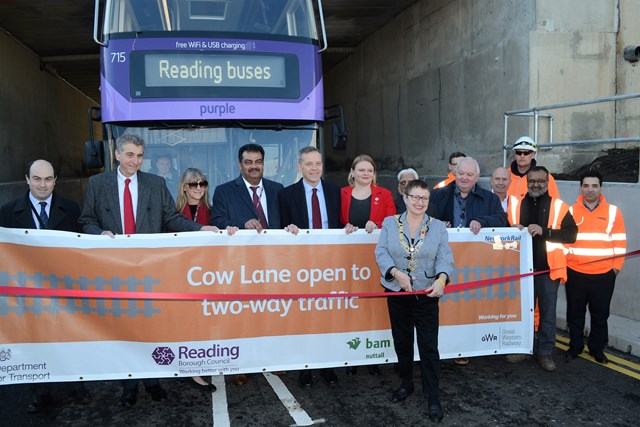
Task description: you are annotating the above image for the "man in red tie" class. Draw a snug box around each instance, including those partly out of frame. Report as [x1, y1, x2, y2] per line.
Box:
[278, 146, 342, 387]
[78, 134, 220, 407]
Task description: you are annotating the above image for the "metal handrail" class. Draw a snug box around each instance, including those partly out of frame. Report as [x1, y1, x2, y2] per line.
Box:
[316, 0, 329, 53]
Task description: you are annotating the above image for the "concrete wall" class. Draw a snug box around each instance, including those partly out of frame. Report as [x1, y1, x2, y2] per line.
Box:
[323, 0, 639, 176]
[0, 31, 97, 206]
[323, 0, 639, 324]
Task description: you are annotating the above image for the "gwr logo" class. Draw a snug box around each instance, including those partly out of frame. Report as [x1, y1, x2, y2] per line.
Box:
[482, 334, 498, 342]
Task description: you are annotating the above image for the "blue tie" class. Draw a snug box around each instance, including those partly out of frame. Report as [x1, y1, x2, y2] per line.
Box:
[39, 201, 49, 229]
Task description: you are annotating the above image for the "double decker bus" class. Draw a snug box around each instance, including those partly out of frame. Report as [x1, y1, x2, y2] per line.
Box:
[89, 0, 326, 189]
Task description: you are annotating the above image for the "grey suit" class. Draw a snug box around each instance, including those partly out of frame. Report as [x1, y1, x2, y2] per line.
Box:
[79, 170, 201, 234]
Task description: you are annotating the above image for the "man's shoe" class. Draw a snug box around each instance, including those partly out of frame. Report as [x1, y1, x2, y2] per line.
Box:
[428, 403, 444, 422]
[506, 354, 530, 363]
[120, 389, 137, 407]
[233, 374, 248, 385]
[299, 370, 312, 387]
[272, 371, 287, 376]
[537, 355, 556, 372]
[368, 365, 381, 375]
[322, 368, 338, 385]
[146, 384, 167, 402]
[454, 358, 469, 365]
[345, 366, 358, 375]
[589, 350, 609, 364]
[565, 348, 581, 361]
[391, 385, 414, 403]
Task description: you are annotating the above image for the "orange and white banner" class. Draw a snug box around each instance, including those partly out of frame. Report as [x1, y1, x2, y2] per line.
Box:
[0, 227, 532, 385]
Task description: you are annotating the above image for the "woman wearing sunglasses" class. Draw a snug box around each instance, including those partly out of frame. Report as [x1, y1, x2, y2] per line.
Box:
[375, 179, 454, 422]
[176, 168, 212, 227]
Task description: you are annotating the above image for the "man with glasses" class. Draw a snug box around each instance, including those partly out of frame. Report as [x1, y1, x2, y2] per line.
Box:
[430, 156, 507, 365]
[394, 168, 419, 214]
[434, 152, 466, 189]
[508, 136, 559, 199]
[506, 166, 577, 372]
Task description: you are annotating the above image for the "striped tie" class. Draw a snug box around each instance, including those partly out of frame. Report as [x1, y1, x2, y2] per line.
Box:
[39, 201, 49, 229]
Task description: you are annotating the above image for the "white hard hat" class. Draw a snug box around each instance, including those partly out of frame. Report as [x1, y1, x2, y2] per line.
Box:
[512, 136, 538, 152]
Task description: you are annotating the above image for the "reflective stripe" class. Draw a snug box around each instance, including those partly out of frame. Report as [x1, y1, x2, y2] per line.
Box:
[606, 205, 617, 234]
[575, 232, 626, 241]
[550, 199, 563, 228]
[568, 247, 620, 256]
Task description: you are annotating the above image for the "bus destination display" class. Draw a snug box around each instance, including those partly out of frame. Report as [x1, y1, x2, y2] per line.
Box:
[130, 51, 299, 99]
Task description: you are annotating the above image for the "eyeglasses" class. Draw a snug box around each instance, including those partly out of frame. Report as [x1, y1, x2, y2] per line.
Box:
[405, 194, 429, 203]
[528, 179, 548, 185]
[187, 181, 208, 189]
[514, 150, 534, 156]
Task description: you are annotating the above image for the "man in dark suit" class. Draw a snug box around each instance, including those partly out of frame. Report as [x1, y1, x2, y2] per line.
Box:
[430, 156, 507, 234]
[430, 156, 507, 366]
[0, 160, 81, 232]
[78, 134, 219, 407]
[211, 143, 284, 232]
[210, 143, 283, 386]
[278, 146, 341, 387]
[0, 159, 85, 413]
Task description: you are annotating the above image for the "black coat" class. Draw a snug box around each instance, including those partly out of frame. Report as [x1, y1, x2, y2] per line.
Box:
[0, 191, 81, 232]
[430, 182, 507, 228]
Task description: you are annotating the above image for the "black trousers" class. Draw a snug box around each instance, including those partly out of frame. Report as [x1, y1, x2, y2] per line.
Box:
[565, 268, 616, 353]
[387, 292, 440, 404]
[122, 378, 160, 392]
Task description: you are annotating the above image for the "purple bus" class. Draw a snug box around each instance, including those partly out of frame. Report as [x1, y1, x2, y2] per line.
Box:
[89, 0, 326, 189]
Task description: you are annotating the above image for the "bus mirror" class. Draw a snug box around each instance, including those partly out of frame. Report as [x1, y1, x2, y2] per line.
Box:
[332, 122, 347, 150]
[84, 139, 105, 169]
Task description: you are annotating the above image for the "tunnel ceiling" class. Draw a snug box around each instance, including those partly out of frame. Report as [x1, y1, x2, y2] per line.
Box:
[0, 0, 420, 104]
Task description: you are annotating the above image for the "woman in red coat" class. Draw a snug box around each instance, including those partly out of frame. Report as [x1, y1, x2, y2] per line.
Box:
[340, 154, 396, 232]
[340, 155, 396, 376]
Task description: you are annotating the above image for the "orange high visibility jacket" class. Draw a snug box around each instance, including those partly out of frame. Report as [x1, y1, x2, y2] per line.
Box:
[508, 196, 571, 283]
[434, 172, 455, 189]
[566, 195, 626, 274]
[508, 171, 560, 200]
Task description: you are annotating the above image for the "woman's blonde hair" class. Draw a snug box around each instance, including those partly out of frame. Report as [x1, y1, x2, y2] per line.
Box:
[347, 154, 377, 187]
[176, 168, 211, 211]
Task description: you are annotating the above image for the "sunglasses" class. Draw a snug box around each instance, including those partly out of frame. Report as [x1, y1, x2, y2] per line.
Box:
[187, 181, 208, 189]
[514, 150, 534, 156]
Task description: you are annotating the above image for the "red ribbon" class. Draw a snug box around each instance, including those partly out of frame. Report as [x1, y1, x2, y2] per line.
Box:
[1, 250, 637, 301]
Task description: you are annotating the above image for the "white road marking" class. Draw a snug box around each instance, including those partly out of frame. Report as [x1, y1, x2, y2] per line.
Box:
[263, 372, 325, 426]
[211, 375, 230, 427]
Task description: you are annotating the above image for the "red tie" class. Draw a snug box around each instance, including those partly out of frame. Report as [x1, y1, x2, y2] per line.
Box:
[124, 178, 136, 234]
[250, 186, 269, 229]
[312, 188, 322, 229]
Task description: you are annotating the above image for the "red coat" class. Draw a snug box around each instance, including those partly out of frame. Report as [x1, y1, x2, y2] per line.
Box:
[180, 202, 211, 227]
[340, 184, 396, 228]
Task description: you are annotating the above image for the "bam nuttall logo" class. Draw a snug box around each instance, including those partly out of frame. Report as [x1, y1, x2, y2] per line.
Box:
[347, 337, 361, 350]
[152, 347, 175, 365]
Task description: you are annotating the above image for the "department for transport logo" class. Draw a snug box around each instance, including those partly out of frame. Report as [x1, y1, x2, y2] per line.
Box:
[347, 337, 361, 350]
[152, 347, 175, 365]
[0, 348, 11, 362]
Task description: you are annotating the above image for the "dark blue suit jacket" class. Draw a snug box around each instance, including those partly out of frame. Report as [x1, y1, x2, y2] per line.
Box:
[210, 176, 284, 229]
[0, 191, 81, 232]
[278, 178, 341, 229]
[430, 182, 507, 228]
